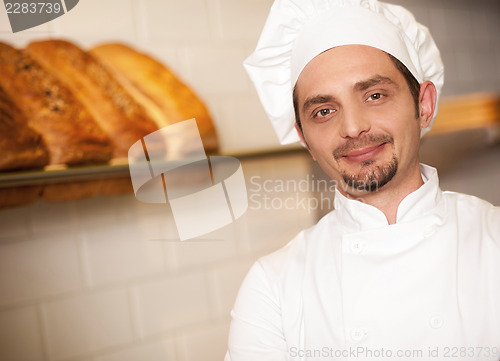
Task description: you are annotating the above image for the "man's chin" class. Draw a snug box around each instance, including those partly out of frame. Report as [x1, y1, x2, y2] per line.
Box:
[340, 155, 398, 193]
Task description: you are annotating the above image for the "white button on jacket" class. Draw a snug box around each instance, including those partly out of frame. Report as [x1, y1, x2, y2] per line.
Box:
[225, 165, 500, 361]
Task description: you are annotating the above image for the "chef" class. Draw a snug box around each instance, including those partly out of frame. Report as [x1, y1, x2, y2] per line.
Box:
[225, 0, 500, 360]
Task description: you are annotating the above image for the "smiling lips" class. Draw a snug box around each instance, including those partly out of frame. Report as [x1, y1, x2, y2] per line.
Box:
[342, 143, 387, 163]
[333, 134, 394, 163]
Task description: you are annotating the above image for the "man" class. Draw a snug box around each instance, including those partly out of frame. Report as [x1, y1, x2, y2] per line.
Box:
[226, 0, 500, 360]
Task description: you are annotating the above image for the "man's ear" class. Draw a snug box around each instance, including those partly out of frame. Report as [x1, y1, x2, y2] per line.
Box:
[419, 81, 437, 129]
[295, 123, 316, 161]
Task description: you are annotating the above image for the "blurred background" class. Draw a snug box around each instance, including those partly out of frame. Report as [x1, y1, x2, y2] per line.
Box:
[0, 0, 499, 361]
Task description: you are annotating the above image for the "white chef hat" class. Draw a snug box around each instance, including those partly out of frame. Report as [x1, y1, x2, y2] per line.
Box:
[244, 0, 444, 144]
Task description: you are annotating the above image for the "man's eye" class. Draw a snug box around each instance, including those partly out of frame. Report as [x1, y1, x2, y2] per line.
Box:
[314, 108, 333, 117]
[368, 93, 383, 101]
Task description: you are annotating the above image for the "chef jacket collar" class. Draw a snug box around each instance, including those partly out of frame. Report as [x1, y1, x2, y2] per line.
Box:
[333, 164, 442, 231]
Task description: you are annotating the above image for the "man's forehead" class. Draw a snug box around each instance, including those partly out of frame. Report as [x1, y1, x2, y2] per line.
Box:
[319, 44, 388, 57]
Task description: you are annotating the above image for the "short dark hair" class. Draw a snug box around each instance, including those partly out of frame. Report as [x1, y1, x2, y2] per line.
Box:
[293, 52, 420, 132]
[388, 54, 421, 118]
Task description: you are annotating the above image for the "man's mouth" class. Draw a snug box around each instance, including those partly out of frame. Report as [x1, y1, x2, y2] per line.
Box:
[342, 143, 387, 163]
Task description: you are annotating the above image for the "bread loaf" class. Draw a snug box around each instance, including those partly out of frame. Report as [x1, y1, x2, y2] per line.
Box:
[89, 43, 218, 151]
[0, 42, 113, 166]
[26, 40, 161, 158]
[0, 85, 49, 171]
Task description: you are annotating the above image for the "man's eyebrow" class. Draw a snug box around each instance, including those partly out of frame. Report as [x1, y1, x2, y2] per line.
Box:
[354, 75, 397, 92]
[302, 95, 336, 113]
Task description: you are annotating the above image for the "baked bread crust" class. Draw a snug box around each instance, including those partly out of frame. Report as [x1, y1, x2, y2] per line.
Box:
[0, 42, 113, 166]
[26, 40, 161, 158]
[0, 85, 50, 171]
[90, 43, 218, 151]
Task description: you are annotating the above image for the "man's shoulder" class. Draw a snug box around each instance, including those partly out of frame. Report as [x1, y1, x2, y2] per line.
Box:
[442, 189, 498, 214]
[441, 190, 500, 238]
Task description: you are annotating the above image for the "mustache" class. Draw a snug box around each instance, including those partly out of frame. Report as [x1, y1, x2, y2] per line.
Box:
[333, 134, 394, 160]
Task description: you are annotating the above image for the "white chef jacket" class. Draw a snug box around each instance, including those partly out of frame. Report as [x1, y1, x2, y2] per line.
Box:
[226, 164, 500, 361]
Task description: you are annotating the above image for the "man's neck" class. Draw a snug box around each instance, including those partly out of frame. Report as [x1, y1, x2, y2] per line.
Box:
[341, 165, 424, 225]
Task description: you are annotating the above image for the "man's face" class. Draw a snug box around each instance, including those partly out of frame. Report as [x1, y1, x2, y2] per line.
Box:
[295, 45, 425, 197]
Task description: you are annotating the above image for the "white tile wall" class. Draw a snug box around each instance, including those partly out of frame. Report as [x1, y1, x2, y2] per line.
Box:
[0, 233, 82, 306]
[180, 44, 251, 96]
[412, 0, 500, 96]
[207, 258, 254, 319]
[0, 306, 45, 361]
[50, 0, 138, 43]
[140, 0, 211, 42]
[80, 222, 166, 287]
[176, 322, 230, 361]
[211, 0, 273, 41]
[41, 289, 134, 361]
[73, 196, 123, 229]
[427, 5, 448, 45]
[28, 201, 77, 234]
[0, 4, 13, 32]
[95, 339, 177, 361]
[131, 272, 212, 337]
[0, 206, 31, 240]
[455, 50, 475, 85]
[166, 231, 238, 271]
[217, 94, 281, 153]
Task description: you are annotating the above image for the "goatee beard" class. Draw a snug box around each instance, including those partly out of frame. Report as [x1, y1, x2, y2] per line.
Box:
[333, 134, 397, 192]
[342, 154, 398, 192]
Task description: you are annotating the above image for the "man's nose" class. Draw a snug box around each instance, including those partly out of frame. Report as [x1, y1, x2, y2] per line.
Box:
[339, 105, 371, 138]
